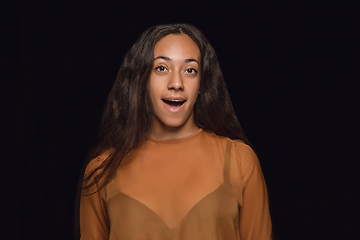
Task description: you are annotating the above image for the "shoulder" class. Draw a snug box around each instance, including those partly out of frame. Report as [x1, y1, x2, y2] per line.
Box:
[226, 140, 267, 194]
[84, 149, 113, 175]
[82, 148, 114, 195]
[205, 131, 260, 178]
[202, 130, 259, 167]
[232, 140, 258, 166]
[205, 133, 264, 202]
[202, 130, 257, 162]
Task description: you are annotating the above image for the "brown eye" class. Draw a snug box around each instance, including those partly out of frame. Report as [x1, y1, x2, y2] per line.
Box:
[185, 68, 198, 74]
[155, 66, 168, 72]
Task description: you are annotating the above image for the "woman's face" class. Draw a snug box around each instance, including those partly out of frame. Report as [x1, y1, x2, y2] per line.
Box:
[148, 34, 201, 138]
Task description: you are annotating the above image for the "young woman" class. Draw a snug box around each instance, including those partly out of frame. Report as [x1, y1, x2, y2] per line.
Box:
[79, 23, 272, 240]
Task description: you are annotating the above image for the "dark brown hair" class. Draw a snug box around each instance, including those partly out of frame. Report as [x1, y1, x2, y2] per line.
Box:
[74, 22, 251, 240]
[82, 23, 250, 194]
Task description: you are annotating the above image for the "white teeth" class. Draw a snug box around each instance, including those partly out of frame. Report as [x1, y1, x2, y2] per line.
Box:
[162, 99, 185, 106]
[163, 99, 185, 103]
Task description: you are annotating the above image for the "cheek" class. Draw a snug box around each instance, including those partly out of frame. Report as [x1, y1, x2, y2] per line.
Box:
[148, 88, 157, 106]
[148, 84, 163, 113]
[190, 81, 201, 101]
[148, 78, 157, 101]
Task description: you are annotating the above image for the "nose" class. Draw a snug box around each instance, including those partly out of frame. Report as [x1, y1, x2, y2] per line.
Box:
[167, 71, 184, 91]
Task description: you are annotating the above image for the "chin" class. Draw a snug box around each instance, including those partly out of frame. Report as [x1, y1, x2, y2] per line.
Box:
[161, 119, 187, 129]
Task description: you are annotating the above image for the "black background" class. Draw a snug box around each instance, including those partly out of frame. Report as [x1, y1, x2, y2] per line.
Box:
[1, 1, 358, 240]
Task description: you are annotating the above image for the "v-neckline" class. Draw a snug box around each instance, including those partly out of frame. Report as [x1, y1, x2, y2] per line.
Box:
[114, 182, 226, 230]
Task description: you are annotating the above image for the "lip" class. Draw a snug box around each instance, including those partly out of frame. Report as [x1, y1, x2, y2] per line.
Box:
[162, 96, 186, 101]
[162, 96, 186, 113]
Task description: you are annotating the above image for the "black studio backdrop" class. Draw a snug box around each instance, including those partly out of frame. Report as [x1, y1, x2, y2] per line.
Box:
[1, 1, 358, 240]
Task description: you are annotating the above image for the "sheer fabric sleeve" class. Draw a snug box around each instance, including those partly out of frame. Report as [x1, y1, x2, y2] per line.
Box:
[234, 142, 272, 240]
[80, 157, 110, 240]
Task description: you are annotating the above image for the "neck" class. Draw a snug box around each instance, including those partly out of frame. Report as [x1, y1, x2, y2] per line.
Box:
[148, 116, 199, 141]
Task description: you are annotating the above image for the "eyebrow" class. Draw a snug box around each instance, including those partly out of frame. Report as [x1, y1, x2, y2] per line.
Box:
[154, 56, 200, 65]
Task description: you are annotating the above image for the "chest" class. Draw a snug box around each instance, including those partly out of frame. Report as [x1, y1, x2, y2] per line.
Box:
[103, 138, 240, 239]
[105, 179, 239, 240]
[116, 151, 224, 227]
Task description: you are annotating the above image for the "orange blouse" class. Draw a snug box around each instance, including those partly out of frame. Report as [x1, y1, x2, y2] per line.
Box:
[80, 129, 272, 240]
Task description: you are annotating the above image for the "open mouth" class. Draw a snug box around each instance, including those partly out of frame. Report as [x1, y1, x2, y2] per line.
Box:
[162, 99, 186, 107]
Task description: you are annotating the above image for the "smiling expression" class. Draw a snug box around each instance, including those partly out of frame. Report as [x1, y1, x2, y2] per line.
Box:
[148, 34, 201, 138]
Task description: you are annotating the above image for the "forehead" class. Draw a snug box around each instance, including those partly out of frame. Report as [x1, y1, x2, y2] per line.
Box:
[154, 34, 200, 61]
